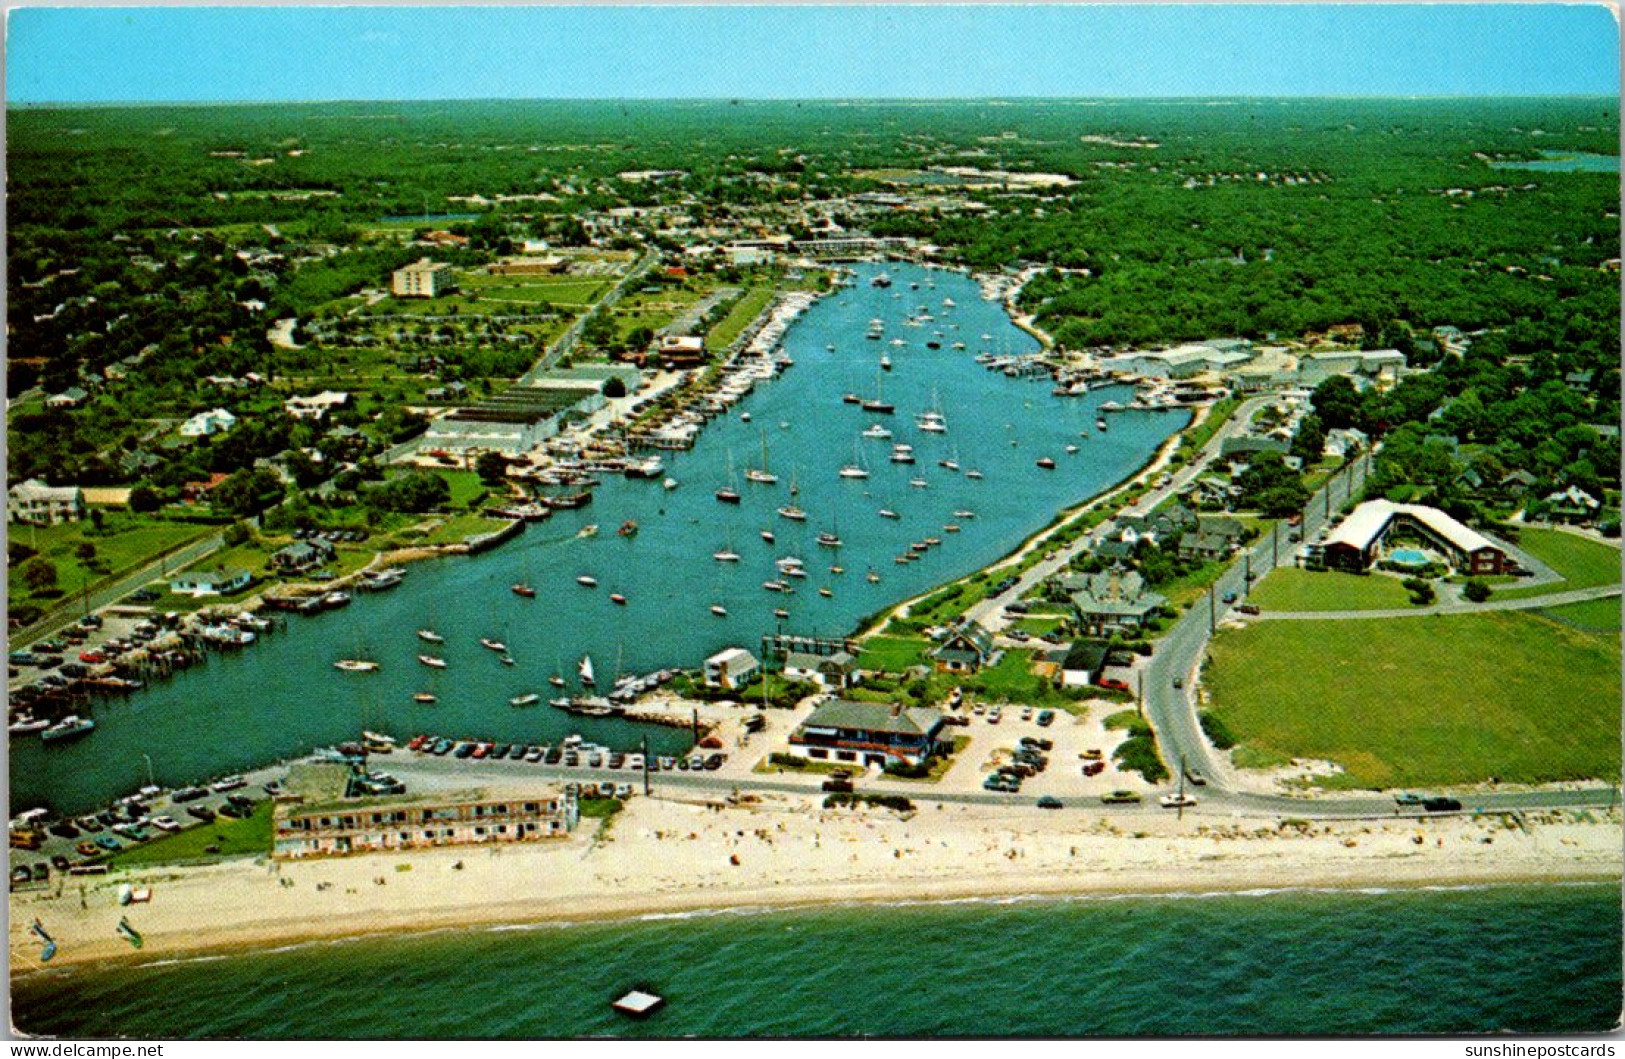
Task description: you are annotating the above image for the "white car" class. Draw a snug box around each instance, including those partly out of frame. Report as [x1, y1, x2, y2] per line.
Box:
[150, 815, 182, 833]
[626, 754, 646, 771]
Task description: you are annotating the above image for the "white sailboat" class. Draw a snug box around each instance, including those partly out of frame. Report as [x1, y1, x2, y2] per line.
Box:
[579, 655, 596, 687]
[744, 428, 778, 485]
[839, 439, 870, 479]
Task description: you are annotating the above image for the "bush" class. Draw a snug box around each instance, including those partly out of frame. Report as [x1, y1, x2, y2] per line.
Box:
[1462, 579, 1492, 603]
[824, 793, 915, 812]
[1200, 712, 1237, 750]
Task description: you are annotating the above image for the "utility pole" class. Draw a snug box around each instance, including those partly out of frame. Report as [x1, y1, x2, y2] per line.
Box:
[1208, 584, 1216, 634]
[641, 735, 651, 797]
[1136, 669, 1144, 715]
[1243, 551, 1252, 588]
[1272, 522, 1279, 568]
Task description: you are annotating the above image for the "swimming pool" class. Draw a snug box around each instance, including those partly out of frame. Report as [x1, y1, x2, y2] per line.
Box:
[1389, 547, 1432, 566]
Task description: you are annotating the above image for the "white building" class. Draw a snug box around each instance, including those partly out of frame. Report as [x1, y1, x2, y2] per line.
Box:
[392, 258, 457, 299]
[180, 408, 238, 437]
[783, 650, 858, 690]
[1100, 342, 1255, 379]
[8, 479, 86, 525]
[284, 391, 350, 421]
[703, 648, 760, 690]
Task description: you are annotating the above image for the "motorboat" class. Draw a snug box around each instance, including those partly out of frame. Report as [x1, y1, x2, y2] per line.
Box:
[577, 575, 598, 588]
[761, 529, 776, 543]
[41, 716, 95, 743]
[511, 583, 536, 598]
[510, 693, 542, 708]
[413, 692, 438, 704]
[1036, 457, 1057, 470]
[777, 505, 807, 521]
[618, 520, 639, 537]
[334, 659, 380, 673]
[716, 487, 742, 504]
[610, 593, 628, 605]
[417, 629, 444, 643]
[417, 655, 447, 669]
[879, 508, 901, 519]
[954, 509, 976, 518]
[819, 588, 833, 598]
[713, 549, 742, 562]
[480, 638, 508, 652]
[910, 478, 929, 488]
[710, 605, 728, 617]
[817, 532, 843, 548]
[965, 470, 984, 480]
[774, 608, 791, 620]
[862, 424, 893, 440]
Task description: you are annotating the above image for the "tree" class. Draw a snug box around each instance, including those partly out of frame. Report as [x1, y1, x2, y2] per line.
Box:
[22, 557, 58, 594]
[603, 376, 628, 399]
[1311, 376, 1364, 432]
[128, 485, 163, 513]
[74, 542, 97, 563]
[475, 450, 508, 484]
[1462, 580, 1492, 603]
[213, 468, 285, 518]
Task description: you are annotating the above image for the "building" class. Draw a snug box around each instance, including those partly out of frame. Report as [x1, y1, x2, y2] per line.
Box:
[1296, 349, 1407, 386]
[274, 784, 577, 859]
[270, 539, 336, 574]
[168, 566, 252, 598]
[787, 699, 947, 769]
[783, 650, 858, 690]
[489, 255, 568, 276]
[417, 387, 592, 457]
[1544, 486, 1602, 522]
[1066, 567, 1168, 635]
[1100, 342, 1255, 379]
[1058, 640, 1111, 688]
[45, 386, 88, 409]
[792, 235, 915, 260]
[8, 479, 86, 525]
[285, 391, 350, 421]
[655, 335, 707, 365]
[1323, 427, 1370, 460]
[1320, 499, 1508, 575]
[180, 408, 238, 438]
[392, 258, 457, 299]
[703, 647, 760, 690]
[930, 622, 995, 673]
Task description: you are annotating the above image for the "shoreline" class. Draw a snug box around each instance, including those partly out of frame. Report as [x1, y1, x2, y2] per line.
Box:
[15, 858, 1619, 977]
[13, 797, 1620, 975]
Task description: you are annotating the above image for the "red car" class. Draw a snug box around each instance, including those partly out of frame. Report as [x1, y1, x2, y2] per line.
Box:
[1082, 761, 1107, 777]
[78, 650, 106, 664]
[472, 743, 491, 760]
[1097, 678, 1132, 692]
[407, 735, 429, 752]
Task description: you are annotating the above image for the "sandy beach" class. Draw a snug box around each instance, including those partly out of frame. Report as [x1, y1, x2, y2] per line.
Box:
[12, 794, 1619, 973]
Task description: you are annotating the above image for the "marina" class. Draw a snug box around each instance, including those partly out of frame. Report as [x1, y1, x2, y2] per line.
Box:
[10, 264, 1188, 816]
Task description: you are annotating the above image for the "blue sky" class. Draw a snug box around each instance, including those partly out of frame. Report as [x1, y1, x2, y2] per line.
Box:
[7, 5, 1619, 103]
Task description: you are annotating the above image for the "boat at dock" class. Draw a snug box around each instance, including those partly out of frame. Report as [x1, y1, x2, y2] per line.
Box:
[550, 696, 621, 718]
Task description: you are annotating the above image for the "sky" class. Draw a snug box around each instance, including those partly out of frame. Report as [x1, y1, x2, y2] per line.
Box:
[6, 4, 1620, 104]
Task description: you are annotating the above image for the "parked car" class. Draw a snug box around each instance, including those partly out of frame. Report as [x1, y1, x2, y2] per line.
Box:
[185, 806, 217, 823]
[1036, 796, 1063, 810]
[1423, 797, 1463, 813]
[94, 835, 122, 852]
[150, 815, 182, 833]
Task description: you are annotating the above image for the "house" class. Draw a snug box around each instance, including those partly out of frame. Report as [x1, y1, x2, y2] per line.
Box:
[1498, 470, 1538, 497]
[284, 391, 350, 421]
[655, 335, 706, 365]
[392, 258, 457, 299]
[930, 622, 995, 673]
[1454, 467, 1485, 493]
[786, 700, 947, 769]
[8, 479, 86, 525]
[270, 539, 336, 574]
[180, 473, 231, 503]
[1179, 529, 1238, 562]
[45, 386, 88, 409]
[1220, 435, 1289, 461]
[703, 647, 760, 690]
[168, 567, 252, 598]
[1320, 499, 1508, 575]
[180, 408, 238, 437]
[1564, 370, 1596, 394]
[1066, 566, 1168, 635]
[1324, 427, 1370, 460]
[783, 650, 857, 690]
[1114, 504, 1198, 546]
[1058, 640, 1111, 688]
[424, 382, 470, 402]
[1544, 486, 1602, 522]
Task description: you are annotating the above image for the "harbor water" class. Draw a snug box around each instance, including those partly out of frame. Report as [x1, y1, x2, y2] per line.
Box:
[11, 264, 1189, 815]
[12, 883, 1620, 1037]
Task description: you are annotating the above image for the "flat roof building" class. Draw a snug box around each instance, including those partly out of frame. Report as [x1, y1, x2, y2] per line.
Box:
[273, 782, 577, 859]
[392, 258, 457, 299]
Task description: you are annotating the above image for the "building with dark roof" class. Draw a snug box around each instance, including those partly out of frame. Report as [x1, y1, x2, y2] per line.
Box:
[930, 622, 995, 673]
[787, 699, 947, 768]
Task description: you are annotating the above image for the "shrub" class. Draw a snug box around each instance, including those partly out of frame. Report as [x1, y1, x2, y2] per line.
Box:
[1200, 712, 1237, 750]
[1462, 579, 1492, 603]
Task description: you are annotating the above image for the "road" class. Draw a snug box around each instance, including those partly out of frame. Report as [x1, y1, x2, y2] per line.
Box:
[964, 394, 1276, 628]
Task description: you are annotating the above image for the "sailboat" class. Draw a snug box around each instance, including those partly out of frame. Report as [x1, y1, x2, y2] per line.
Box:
[716, 449, 742, 504]
[839, 439, 870, 479]
[713, 543, 742, 562]
[817, 513, 843, 549]
[861, 368, 894, 414]
[579, 655, 596, 687]
[916, 388, 948, 433]
[549, 655, 567, 688]
[777, 469, 807, 520]
[761, 528, 776, 543]
[880, 352, 892, 371]
[744, 428, 778, 484]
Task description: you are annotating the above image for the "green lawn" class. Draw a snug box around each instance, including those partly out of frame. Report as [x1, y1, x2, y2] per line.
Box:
[1155, 559, 1229, 611]
[1249, 567, 1416, 612]
[1536, 598, 1623, 633]
[107, 802, 274, 868]
[1206, 611, 1621, 789]
[705, 286, 776, 350]
[1497, 528, 1622, 600]
[9, 514, 213, 620]
[416, 514, 512, 547]
[855, 634, 929, 672]
[437, 469, 490, 508]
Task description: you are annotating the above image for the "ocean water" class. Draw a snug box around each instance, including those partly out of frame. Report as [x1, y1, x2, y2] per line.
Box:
[12, 883, 1620, 1038]
[1488, 151, 1620, 173]
[12, 263, 1188, 816]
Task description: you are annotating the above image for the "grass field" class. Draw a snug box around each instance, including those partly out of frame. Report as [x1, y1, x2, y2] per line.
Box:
[1536, 597, 1623, 632]
[705, 285, 776, 350]
[1249, 567, 1416, 612]
[855, 634, 929, 672]
[416, 514, 512, 546]
[107, 802, 274, 868]
[1205, 610, 1621, 788]
[1497, 528, 1622, 600]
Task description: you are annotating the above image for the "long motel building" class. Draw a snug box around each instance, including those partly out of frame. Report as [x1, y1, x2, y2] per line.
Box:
[273, 781, 578, 859]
